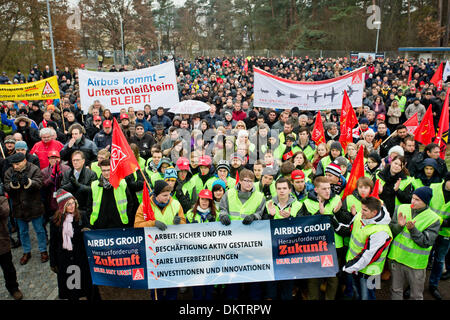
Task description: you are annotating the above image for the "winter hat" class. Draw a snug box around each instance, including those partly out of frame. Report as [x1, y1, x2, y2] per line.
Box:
[325, 162, 342, 178]
[334, 156, 348, 167]
[368, 151, 382, 165]
[359, 117, 369, 124]
[262, 166, 277, 177]
[413, 186, 433, 206]
[212, 179, 226, 191]
[55, 189, 78, 212]
[388, 145, 404, 157]
[423, 158, 437, 169]
[330, 141, 342, 152]
[216, 160, 231, 172]
[4, 135, 16, 144]
[230, 153, 244, 163]
[153, 180, 169, 197]
[9, 152, 25, 164]
[157, 158, 172, 170]
[14, 141, 28, 151]
[164, 167, 178, 181]
[285, 134, 296, 142]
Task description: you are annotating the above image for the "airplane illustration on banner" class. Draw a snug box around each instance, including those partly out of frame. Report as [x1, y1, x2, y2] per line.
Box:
[307, 90, 323, 103]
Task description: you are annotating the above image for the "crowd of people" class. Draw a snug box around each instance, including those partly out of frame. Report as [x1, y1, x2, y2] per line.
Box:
[0, 54, 449, 301]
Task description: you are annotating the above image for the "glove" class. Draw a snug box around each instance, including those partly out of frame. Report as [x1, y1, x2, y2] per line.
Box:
[154, 220, 167, 231]
[206, 214, 216, 223]
[10, 173, 19, 186]
[219, 215, 231, 226]
[20, 175, 29, 187]
[173, 215, 181, 225]
[70, 177, 80, 187]
[242, 214, 256, 225]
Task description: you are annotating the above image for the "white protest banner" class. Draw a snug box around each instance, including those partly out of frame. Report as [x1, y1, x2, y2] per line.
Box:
[78, 60, 179, 113]
[254, 66, 365, 110]
[443, 60, 450, 84]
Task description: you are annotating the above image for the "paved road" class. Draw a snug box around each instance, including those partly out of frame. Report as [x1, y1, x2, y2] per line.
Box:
[1, 226, 449, 300]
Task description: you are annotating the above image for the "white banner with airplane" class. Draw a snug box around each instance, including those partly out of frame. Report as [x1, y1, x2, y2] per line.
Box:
[253, 67, 365, 110]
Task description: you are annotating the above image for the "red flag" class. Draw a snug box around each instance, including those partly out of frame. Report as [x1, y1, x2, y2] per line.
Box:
[342, 145, 365, 200]
[370, 179, 381, 199]
[235, 170, 239, 185]
[434, 88, 450, 159]
[244, 59, 248, 74]
[339, 91, 358, 152]
[414, 104, 435, 145]
[110, 118, 140, 189]
[407, 66, 413, 85]
[403, 112, 419, 135]
[430, 62, 444, 91]
[311, 111, 326, 145]
[142, 182, 155, 221]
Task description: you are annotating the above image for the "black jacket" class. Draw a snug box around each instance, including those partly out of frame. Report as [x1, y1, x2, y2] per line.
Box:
[60, 167, 98, 223]
[86, 178, 135, 230]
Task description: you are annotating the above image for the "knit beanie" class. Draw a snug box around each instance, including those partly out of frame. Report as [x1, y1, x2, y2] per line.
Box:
[216, 160, 231, 172]
[164, 167, 178, 181]
[330, 141, 342, 152]
[14, 141, 28, 151]
[153, 180, 169, 197]
[413, 186, 433, 206]
[212, 179, 226, 191]
[55, 189, 78, 212]
[368, 151, 381, 165]
[388, 145, 404, 157]
[325, 162, 342, 177]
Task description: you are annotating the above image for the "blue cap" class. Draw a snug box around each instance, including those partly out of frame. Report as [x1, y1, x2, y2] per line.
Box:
[212, 179, 226, 191]
[164, 167, 178, 180]
[14, 141, 28, 151]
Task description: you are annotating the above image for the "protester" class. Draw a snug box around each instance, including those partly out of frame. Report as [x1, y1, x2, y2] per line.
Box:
[388, 187, 442, 300]
[1, 54, 449, 301]
[4, 152, 48, 265]
[49, 189, 92, 300]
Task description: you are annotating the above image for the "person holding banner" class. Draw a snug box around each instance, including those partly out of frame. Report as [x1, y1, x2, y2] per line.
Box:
[134, 179, 186, 300]
[218, 168, 266, 299]
[264, 177, 302, 300]
[343, 196, 392, 300]
[298, 176, 344, 300]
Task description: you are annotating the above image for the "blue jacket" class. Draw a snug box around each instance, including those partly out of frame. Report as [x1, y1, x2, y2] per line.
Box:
[135, 118, 155, 133]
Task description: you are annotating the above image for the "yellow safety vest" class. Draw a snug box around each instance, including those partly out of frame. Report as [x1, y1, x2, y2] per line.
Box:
[90, 179, 128, 226]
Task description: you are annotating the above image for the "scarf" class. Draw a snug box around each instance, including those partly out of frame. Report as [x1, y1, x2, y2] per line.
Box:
[100, 175, 112, 189]
[196, 207, 211, 222]
[62, 213, 74, 251]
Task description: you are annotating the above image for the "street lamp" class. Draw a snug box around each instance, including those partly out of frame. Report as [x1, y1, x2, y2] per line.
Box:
[46, 0, 57, 75]
[119, 15, 125, 65]
[374, 21, 381, 53]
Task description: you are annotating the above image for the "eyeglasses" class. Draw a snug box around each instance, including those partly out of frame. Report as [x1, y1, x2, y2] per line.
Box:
[241, 179, 253, 183]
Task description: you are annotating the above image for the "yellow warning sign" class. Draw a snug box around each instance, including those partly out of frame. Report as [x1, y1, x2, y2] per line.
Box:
[0, 76, 60, 101]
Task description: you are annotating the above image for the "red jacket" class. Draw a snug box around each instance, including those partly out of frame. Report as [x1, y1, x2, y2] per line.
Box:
[30, 139, 64, 169]
[232, 110, 247, 122]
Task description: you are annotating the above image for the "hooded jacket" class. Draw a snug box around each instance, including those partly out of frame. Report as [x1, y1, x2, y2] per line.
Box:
[342, 205, 392, 274]
[414, 158, 442, 187]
